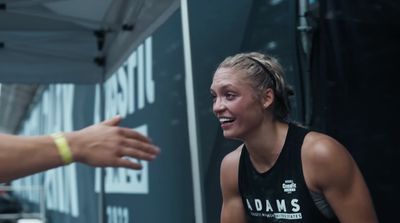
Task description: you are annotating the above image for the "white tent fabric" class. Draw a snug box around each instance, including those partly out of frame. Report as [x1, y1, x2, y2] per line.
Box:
[0, 0, 178, 132]
[0, 0, 178, 83]
[0, 0, 112, 83]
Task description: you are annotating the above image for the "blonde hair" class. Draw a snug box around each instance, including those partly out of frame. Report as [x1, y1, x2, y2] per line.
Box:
[217, 52, 294, 121]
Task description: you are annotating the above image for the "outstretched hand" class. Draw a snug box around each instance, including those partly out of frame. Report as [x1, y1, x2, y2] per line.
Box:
[65, 116, 160, 169]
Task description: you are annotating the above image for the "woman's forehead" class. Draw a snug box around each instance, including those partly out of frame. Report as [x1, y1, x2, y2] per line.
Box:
[211, 68, 252, 89]
[213, 67, 247, 81]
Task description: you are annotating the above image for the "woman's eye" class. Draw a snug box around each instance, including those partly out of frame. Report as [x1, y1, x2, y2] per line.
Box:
[211, 95, 216, 102]
[226, 93, 235, 100]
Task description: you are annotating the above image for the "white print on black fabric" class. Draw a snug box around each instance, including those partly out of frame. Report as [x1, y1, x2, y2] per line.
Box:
[282, 179, 297, 194]
[245, 198, 302, 220]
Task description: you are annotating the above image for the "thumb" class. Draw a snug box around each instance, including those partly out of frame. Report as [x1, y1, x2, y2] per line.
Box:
[102, 115, 122, 126]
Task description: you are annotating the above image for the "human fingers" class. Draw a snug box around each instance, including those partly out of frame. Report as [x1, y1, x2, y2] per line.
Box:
[115, 158, 143, 170]
[122, 139, 160, 158]
[120, 145, 158, 161]
[102, 115, 122, 126]
[118, 127, 153, 144]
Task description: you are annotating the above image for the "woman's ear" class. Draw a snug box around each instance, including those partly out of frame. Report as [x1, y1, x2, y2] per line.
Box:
[262, 88, 274, 109]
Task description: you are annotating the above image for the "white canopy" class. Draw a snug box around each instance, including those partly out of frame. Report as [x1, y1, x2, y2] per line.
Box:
[0, 0, 178, 132]
[0, 0, 178, 83]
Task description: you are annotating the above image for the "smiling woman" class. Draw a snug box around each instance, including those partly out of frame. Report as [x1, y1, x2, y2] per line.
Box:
[211, 52, 378, 223]
[210, 53, 292, 143]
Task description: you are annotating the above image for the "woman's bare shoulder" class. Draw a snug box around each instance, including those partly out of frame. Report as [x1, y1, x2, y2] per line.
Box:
[221, 144, 244, 171]
[302, 131, 355, 190]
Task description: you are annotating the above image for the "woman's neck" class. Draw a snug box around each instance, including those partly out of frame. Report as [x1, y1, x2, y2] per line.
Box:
[244, 121, 289, 172]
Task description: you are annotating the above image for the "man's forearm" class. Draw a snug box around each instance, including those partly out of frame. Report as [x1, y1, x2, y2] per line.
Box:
[0, 116, 160, 183]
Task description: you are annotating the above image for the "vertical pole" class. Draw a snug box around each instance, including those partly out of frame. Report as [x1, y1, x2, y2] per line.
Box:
[180, 0, 205, 223]
[98, 71, 106, 223]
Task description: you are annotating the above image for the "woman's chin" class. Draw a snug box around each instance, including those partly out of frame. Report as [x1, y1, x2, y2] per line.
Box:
[223, 131, 239, 140]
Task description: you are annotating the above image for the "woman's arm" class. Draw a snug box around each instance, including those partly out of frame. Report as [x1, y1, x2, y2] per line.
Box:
[303, 132, 378, 223]
[220, 148, 247, 223]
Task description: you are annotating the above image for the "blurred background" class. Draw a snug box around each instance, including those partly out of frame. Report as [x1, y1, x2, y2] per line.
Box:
[0, 0, 399, 222]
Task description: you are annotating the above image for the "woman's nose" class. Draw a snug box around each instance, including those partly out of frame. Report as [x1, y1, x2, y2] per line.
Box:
[213, 98, 225, 113]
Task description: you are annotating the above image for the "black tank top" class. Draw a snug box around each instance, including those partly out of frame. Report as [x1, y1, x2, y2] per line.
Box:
[238, 123, 339, 222]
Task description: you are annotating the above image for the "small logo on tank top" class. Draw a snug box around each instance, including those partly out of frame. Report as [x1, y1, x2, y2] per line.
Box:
[282, 180, 296, 194]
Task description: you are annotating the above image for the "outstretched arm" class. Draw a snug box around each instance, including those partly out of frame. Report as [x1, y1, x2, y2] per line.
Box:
[0, 116, 160, 183]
